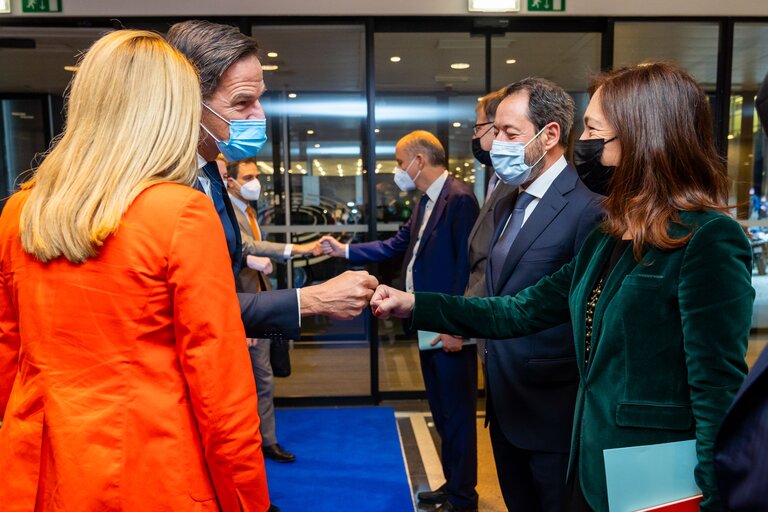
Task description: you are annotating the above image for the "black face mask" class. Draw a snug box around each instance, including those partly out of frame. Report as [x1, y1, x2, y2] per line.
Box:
[472, 137, 493, 167]
[573, 137, 616, 196]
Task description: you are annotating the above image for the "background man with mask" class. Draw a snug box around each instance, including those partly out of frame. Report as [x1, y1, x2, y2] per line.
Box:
[224, 156, 324, 465]
[482, 77, 603, 512]
[167, 20, 378, 344]
[436, 89, 517, 355]
[320, 131, 480, 512]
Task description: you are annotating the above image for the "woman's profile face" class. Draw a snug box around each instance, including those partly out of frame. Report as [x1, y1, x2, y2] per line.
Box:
[580, 87, 621, 167]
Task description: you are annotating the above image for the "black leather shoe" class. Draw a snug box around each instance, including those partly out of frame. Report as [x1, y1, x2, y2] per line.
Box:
[439, 501, 478, 512]
[417, 484, 449, 504]
[262, 443, 296, 463]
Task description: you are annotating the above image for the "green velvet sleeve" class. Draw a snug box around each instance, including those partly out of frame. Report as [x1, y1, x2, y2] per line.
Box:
[678, 216, 754, 512]
[412, 257, 575, 339]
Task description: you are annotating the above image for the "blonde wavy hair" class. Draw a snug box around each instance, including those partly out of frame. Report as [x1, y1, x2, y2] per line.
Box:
[20, 29, 201, 263]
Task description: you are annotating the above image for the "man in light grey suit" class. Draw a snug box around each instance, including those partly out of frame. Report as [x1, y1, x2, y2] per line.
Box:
[222, 157, 322, 464]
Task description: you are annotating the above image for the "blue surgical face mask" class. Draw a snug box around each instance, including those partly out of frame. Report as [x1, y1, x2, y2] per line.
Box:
[393, 158, 421, 192]
[490, 125, 548, 186]
[202, 103, 268, 162]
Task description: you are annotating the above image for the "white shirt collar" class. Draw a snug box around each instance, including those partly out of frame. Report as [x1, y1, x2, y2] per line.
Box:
[522, 155, 567, 199]
[424, 170, 449, 202]
[197, 154, 207, 169]
[229, 193, 248, 215]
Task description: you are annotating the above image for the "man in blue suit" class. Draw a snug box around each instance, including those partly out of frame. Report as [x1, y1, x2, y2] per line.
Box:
[713, 70, 768, 512]
[484, 78, 603, 512]
[321, 130, 480, 511]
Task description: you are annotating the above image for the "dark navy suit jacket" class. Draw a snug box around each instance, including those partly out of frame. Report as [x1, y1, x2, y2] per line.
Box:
[714, 335, 768, 511]
[348, 174, 479, 295]
[485, 164, 603, 452]
[196, 162, 299, 339]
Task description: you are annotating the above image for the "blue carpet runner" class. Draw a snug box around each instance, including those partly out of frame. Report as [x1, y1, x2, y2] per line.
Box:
[265, 407, 414, 511]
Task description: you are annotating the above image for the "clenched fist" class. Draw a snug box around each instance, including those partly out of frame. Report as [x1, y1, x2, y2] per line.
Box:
[369, 285, 415, 319]
[300, 270, 379, 320]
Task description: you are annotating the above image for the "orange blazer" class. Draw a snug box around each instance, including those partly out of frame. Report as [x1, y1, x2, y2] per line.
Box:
[0, 183, 270, 511]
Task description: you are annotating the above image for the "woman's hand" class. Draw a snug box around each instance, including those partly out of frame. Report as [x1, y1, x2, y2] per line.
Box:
[370, 285, 415, 319]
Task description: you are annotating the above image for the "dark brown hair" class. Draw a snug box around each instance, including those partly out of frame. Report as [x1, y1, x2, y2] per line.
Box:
[503, 77, 575, 146]
[478, 88, 505, 123]
[167, 20, 259, 98]
[592, 62, 729, 260]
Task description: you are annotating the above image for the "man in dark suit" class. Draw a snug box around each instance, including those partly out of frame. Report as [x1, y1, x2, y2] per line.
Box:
[484, 78, 603, 512]
[713, 70, 768, 512]
[167, 20, 377, 343]
[321, 130, 480, 512]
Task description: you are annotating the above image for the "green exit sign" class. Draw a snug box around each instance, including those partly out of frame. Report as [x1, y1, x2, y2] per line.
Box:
[22, 0, 61, 12]
[528, 0, 565, 11]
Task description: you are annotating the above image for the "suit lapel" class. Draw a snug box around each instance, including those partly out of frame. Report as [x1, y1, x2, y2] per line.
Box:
[492, 168, 576, 295]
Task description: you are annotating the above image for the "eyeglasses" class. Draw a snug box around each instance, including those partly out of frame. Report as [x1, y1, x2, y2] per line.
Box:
[472, 121, 494, 136]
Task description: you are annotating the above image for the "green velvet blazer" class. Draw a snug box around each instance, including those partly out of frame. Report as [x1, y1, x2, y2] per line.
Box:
[413, 210, 754, 511]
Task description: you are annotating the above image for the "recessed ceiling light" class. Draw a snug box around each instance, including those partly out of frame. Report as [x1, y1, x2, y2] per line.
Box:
[64, 66, 79, 72]
[505, 59, 517, 64]
[307, 130, 315, 135]
[314, 144, 321, 148]
[262, 65, 279, 71]
[288, 93, 297, 98]
[450, 63, 470, 70]
[267, 51, 278, 58]
[390, 56, 401, 63]
[374, 128, 380, 133]
[452, 122, 461, 128]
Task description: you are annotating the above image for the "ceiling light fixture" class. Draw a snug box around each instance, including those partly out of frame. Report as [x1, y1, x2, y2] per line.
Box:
[262, 65, 279, 71]
[267, 51, 278, 58]
[452, 122, 461, 128]
[288, 93, 297, 98]
[467, 0, 520, 12]
[505, 59, 517, 64]
[64, 66, 79, 72]
[390, 56, 401, 63]
[450, 63, 471, 70]
[307, 130, 315, 135]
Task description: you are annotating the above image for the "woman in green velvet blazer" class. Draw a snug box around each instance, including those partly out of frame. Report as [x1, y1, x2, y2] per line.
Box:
[371, 63, 755, 512]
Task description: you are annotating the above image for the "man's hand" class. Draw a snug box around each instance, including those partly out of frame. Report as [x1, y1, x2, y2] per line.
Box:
[319, 235, 347, 258]
[434, 334, 463, 352]
[246, 255, 273, 275]
[292, 241, 324, 257]
[246, 338, 259, 348]
[370, 285, 415, 319]
[300, 271, 379, 320]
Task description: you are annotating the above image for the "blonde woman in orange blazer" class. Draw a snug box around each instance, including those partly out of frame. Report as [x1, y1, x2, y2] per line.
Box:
[0, 30, 270, 511]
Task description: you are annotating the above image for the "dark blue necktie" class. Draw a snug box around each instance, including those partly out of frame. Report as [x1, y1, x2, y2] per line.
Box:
[489, 191, 536, 288]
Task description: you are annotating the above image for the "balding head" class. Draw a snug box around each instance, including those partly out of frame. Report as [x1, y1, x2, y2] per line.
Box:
[394, 130, 447, 193]
[396, 130, 447, 168]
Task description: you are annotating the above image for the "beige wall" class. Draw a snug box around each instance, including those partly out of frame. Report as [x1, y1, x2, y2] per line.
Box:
[2, 0, 768, 18]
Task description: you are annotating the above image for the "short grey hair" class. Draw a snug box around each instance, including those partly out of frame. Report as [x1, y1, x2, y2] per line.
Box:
[167, 20, 259, 98]
[503, 77, 575, 146]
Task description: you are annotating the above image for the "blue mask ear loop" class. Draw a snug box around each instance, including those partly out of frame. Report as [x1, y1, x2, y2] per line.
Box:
[201, 103, 231, 143]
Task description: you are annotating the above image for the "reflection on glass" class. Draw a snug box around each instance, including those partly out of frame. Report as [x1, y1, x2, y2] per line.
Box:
[729, 23, 768, 367]
[253, 24, 370, 397]
[614, 22, 719, 88]
[1, 99, 46, 199]
[375, 33, 484, 392]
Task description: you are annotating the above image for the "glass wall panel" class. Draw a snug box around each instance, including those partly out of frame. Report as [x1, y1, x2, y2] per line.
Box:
[375, 32, 484, 391]
[253, 25, 371, 397]
[614, 22, 719, 89]
[1, 98, 46, 199]
[729, 23, 768, 367]
[491, 31, 601, 152]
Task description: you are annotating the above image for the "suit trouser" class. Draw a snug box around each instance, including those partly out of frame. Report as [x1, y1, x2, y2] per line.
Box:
[419, 345, 478, 508]
[489, 418, 569, 512]
[248, 340, 277, 447]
